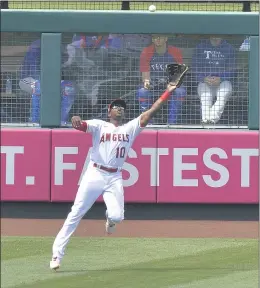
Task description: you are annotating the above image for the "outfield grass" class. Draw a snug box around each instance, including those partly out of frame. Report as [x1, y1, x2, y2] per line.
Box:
[8, 1, 259, 12]
[1, 236, 258, 288]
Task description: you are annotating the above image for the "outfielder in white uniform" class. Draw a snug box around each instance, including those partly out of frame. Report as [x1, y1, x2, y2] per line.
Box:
[50, 82, 179, 271]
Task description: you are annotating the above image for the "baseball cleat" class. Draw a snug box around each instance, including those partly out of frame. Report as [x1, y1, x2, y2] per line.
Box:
[105, 210, 116, 234]
[105, 220, 116, 234]
[50, 257, 60, 271]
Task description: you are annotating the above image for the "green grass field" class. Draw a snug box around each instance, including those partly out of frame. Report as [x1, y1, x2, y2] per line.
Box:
[1, 236, 258, 288]
[8, 1, 259, 12]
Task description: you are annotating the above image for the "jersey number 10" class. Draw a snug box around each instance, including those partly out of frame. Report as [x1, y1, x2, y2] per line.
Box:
[116, 147, 126, 158]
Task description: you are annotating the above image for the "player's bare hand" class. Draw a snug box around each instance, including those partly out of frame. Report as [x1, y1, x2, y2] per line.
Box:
[210, 76, 221, 86]
[71, 116, 82, 129]
[204, 76, 214, 85]
[144, 80, 150, 89]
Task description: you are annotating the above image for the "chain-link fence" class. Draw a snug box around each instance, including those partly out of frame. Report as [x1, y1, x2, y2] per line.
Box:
[6, 1, 260, 12]
[1, 32, 41, 125]
[1, 1, 257, 127]
[62, 33, 249, 127]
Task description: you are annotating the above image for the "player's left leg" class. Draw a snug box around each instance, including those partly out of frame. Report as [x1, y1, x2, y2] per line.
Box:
[51, 165, 105, 270]
[102, 173, 124, 234]
[210, 81, 232, 123]
[198, 82, 214, 123]
[168, 86, 186, 124]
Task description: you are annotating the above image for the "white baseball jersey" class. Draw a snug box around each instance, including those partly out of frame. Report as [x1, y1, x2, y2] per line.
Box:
[84, 116, 144, 169]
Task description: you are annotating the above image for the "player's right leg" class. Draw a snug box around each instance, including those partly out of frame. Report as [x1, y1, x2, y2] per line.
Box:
[197, 82, 213, 124]
[136, 86, 152, 113]
[50, 165, 105, 270]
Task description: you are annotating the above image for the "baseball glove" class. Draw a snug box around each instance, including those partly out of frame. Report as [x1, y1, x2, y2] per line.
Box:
[166, 64, 189, 88]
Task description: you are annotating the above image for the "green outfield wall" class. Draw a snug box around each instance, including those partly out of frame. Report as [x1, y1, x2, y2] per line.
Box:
[1, 10, 259, 129]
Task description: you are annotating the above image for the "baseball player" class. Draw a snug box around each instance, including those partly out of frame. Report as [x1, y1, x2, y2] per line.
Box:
[49, 63, 188, 271]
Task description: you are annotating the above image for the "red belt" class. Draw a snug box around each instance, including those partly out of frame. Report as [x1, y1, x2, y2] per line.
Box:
[93, 163, 118, 173]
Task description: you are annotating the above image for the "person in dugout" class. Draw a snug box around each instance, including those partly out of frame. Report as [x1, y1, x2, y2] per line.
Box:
[19, 35, 120, 124]
[19, 39, 77, 124]
[136, 35, 186, 124]
[192, 36, 237, 124]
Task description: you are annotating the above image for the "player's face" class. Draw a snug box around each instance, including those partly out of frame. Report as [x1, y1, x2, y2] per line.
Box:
[109, 105, 125, 120]
[152, 35, 168, 47]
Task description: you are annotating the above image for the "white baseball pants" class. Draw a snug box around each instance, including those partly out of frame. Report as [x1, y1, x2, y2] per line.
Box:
[198, 81, 232, 123]
[52, 161, 124, 260]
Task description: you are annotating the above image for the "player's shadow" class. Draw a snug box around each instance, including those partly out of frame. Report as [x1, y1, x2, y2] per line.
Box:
[56, 269, 88, 274]
[56, 266, 250, 273]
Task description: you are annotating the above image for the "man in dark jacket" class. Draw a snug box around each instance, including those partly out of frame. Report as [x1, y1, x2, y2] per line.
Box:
[192, 36, 236, 124]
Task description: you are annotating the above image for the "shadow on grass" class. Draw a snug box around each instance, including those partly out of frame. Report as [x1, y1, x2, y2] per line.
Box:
[58, 267, 254, 274]
[56, 269, 89, 274]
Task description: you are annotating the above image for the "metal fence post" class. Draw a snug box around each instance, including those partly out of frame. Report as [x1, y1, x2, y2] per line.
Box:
[40, 33, 61, 127]
[248, 36, 259, 130]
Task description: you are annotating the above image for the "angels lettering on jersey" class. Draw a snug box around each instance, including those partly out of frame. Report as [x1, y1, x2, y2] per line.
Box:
[85, 117, 143, 169]
[99, 133, 130, 144]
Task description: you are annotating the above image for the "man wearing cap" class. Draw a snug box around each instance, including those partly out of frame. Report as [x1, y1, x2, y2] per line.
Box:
[136, 35, 186, 124]
[50, 79, 179, 271]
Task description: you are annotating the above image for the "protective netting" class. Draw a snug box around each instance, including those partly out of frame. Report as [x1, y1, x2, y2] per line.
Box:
[1, 32, 41, 125]
[61, 33, 249, 127]
[7, 1, 259, 12]
[1, 32, 250, 127]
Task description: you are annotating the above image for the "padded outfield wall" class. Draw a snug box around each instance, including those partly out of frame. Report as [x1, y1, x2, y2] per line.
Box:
[1, 10, 259, 204]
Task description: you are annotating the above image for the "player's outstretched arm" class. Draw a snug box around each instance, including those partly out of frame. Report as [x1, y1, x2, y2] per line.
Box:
[140, 84, 177, 127]
[71, 116, 87, 132]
